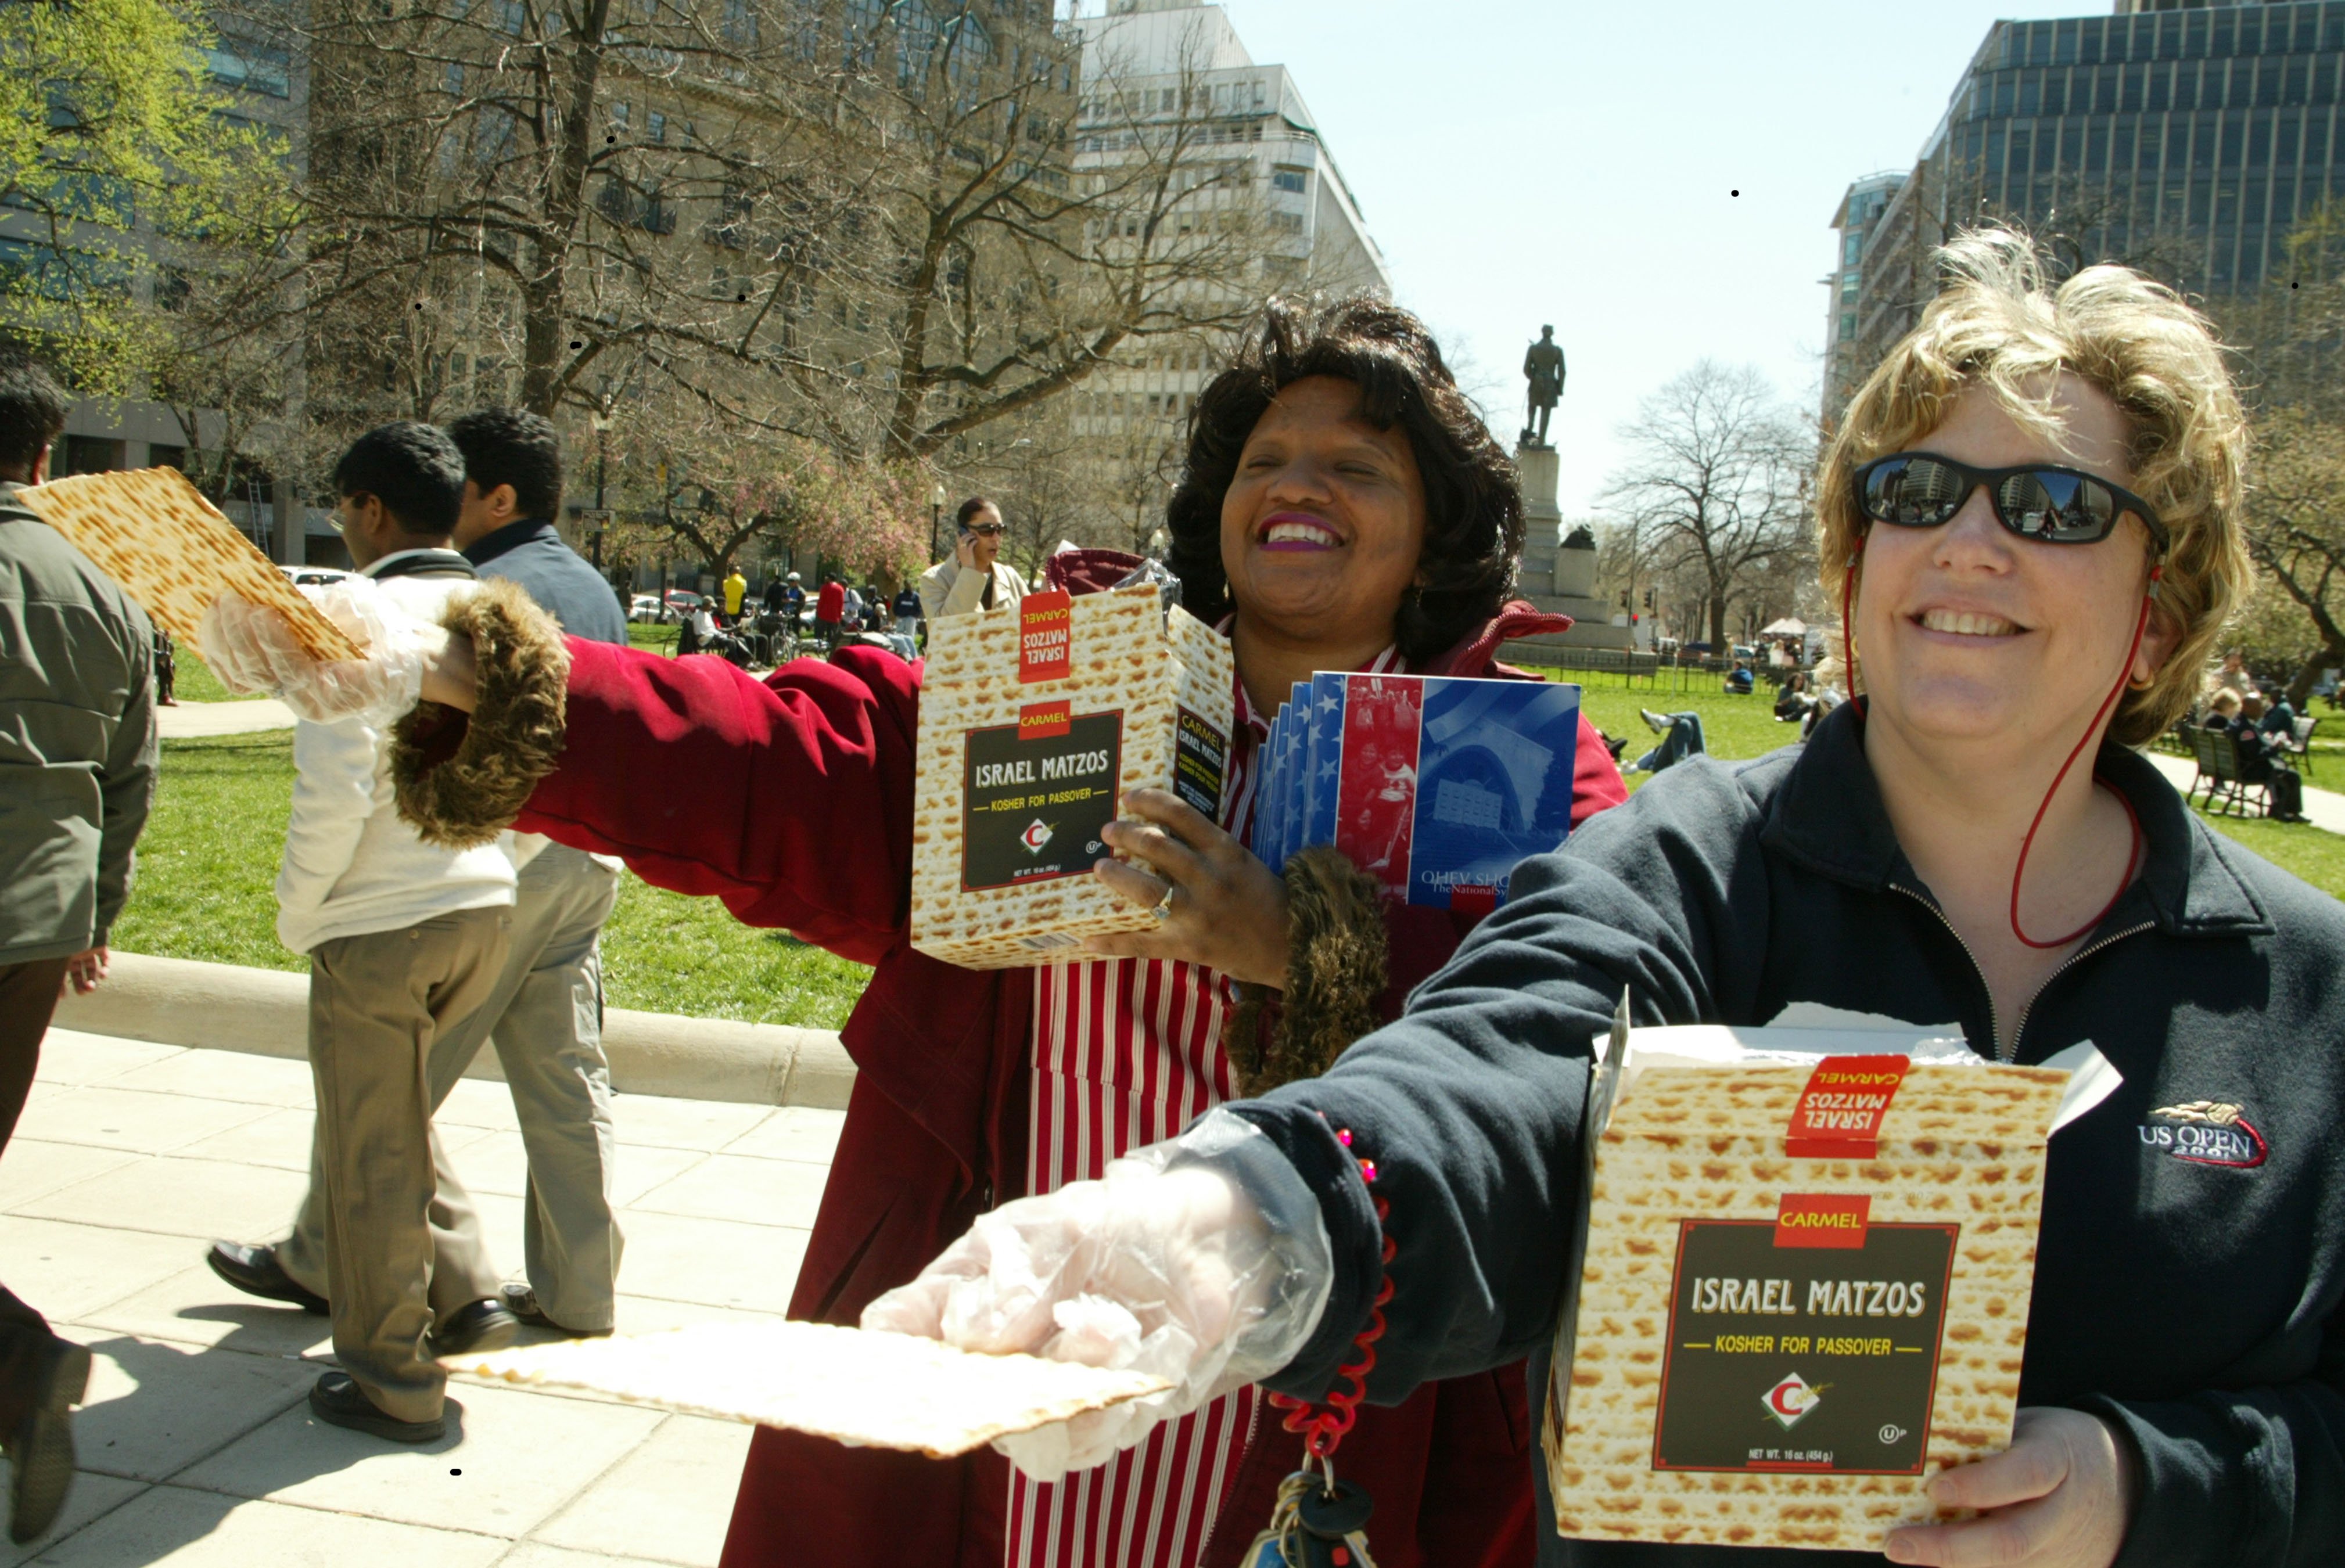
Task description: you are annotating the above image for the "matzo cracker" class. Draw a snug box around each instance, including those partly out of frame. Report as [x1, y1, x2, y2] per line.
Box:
[19, 467, 360, 661]
[444, 1321, 1170, 1458]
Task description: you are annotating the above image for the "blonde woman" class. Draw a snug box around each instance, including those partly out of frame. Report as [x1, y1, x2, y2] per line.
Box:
[864, 232, 2345, 1568]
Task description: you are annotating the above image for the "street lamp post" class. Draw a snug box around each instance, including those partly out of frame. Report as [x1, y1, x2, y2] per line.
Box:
[929, 481, 945, 562]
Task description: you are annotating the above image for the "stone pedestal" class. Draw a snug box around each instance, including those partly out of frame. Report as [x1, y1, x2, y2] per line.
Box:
[1507, 441, 1631, 653]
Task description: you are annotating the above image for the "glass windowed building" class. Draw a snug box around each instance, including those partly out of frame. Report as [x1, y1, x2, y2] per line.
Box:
[1827, 0, 2345, 419]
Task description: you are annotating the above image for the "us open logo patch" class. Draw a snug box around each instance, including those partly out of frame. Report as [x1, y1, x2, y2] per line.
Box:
[2140, 1101, 2267, 1168]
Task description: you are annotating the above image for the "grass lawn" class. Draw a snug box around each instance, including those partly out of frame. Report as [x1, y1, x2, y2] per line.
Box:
[111, 731, 871, 1030]
[1532, 666, 2345, 904]
[112, 664, 2341, 1016]
[167, 646, 263, 705]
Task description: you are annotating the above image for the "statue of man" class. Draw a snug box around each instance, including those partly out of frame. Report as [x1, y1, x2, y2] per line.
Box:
[1522, 324, 1565, 447]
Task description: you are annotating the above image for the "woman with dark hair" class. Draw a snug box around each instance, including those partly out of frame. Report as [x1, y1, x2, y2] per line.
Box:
[200, 293, 1627, 1568]
[920, 493, 1030, 621]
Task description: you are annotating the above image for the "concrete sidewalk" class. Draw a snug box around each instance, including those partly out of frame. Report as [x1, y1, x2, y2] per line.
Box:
[2142, 749, 2345, 834]
[155, 700, 296, 740]
[0, 1026, 838, 1567]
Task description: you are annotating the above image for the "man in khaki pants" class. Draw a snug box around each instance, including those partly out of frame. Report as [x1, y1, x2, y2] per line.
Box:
[220, 409, 632, 1340]
[207, 424, 520, 1441]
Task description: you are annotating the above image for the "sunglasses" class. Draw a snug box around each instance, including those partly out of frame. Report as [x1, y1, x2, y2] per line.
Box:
[964, 523, 1004, 537]
[1854, 452, 2168, 553]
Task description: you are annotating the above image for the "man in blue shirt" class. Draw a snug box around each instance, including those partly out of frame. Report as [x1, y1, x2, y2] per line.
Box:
[439, 408, 629, 1335]
[446, 412, 627, 645]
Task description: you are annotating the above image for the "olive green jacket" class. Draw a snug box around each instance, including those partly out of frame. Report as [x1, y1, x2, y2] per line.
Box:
[0, 483, 156, 963]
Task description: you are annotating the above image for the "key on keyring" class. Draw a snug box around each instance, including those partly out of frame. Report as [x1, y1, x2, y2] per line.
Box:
[1242, 1473, 1376, 1567]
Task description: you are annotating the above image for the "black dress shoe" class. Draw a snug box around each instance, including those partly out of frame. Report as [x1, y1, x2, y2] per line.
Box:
[308, 1372, 446, 1443]
[499, 1283, 613, 1339]
[4, 1336, 88, 1544]
[206, 1242, 327, 1315]
[429, 1298, 519, 1358]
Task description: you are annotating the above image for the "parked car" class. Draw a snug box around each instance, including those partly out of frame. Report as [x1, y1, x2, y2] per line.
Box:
[627, 594, 664, 623]
[277, 566, 353, 589]
[660, 589, 702, 622]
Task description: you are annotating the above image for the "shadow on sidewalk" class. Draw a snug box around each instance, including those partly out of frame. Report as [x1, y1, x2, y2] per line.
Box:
[34, 1312, 471, 1556]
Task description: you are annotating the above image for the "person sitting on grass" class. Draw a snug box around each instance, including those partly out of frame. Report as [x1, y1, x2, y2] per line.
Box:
[1723, 657, 1754, 693]
[1631, 705, 1708, 772]
[1773, 669, 1812, 722]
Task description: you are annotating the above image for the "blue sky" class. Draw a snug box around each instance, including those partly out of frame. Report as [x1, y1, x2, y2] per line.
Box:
[1215, 0, 2097, 516]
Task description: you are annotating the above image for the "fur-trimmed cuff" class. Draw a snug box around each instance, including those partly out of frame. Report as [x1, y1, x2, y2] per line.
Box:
[390, 577, 570, 850]
[1227, 845, 1389, 1098]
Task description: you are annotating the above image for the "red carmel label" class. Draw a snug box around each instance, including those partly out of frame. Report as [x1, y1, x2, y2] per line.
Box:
[1019, 590, 1072, 684]
[1785, 1055, 1909, 1159]
[1773, 1192, 1870, 1249]
[1018, 700, 1071, 740]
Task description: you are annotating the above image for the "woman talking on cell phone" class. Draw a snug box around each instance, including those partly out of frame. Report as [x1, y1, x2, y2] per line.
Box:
[856, 231, 2345, 1568]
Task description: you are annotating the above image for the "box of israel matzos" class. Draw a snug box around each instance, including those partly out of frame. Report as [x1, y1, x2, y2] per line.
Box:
[909, 582, 1234, 969]
[1543, 1019, 2117, 1552]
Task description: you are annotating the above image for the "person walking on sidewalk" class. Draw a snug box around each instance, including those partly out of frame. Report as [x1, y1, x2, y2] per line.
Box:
[209, 423, 523, 1443]
[440, 408, 629, 1335]
[211, 409, 633, 1342]
[0, 356, 152, 1542]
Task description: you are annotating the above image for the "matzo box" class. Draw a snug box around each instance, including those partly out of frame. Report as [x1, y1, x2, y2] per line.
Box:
[1544, 1009, 2117, 1552]
[910, 582, 1234, 969]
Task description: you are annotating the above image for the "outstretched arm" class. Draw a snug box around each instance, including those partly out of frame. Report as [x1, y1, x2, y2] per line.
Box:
[402, 585, 921, 964]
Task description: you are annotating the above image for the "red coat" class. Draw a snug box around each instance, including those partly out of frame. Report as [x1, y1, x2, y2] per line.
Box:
[512, 594, 1626, 1568]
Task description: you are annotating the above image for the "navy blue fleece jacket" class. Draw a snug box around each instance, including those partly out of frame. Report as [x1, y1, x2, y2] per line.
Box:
[1225, 702, 2345, 1568]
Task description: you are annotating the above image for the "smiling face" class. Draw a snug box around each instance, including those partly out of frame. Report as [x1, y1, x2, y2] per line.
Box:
[1219, 375, 1427, 656]
[1854, 374, 2174, 753]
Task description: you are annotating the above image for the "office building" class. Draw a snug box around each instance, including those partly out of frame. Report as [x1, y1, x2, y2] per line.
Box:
[1827, 0, 2345, 420]
[1063, 0, 1390, 545]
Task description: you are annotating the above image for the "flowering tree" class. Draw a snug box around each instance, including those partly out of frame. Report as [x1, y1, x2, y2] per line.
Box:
[608, 405, 925, 586]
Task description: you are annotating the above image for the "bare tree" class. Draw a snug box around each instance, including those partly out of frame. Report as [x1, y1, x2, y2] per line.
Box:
[260, 0, 1284, 504]
[2236, 408, 2345, 706]
[1601, 362, 1814, 653]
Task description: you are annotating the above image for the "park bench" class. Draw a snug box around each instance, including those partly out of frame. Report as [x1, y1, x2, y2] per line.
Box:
[2275, 714, 2321, 779]
[2189, 726, 2270, 818]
